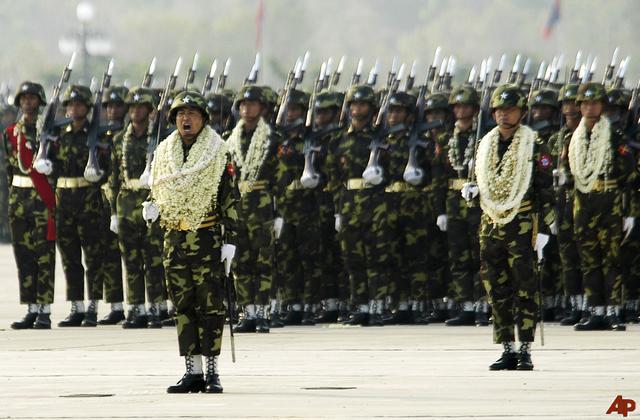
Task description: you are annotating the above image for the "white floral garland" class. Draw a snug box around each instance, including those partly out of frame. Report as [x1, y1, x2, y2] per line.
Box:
[225, 117, 271, 185]
[150, 125, 228, 231]
[13, 115, 43, 174]
[568, 116, 612, 193]
[447, 121, 475, 174]
[475, 125, 535, 225]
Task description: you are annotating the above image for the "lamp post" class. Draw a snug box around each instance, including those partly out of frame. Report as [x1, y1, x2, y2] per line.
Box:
[76, 1, 94, 81]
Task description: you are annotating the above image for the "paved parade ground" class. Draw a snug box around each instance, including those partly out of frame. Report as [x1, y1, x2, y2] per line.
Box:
[0, 243, 639, 420]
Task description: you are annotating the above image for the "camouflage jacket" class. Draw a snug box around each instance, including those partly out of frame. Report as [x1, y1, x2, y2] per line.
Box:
[3, 122, 38, 184]
[49, 122, 109, 183]
[109, 123, 149, 215]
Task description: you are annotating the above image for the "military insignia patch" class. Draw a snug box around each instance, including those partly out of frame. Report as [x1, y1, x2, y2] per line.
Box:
[226, 162, 235, 177]
[538, 153, 552, 169]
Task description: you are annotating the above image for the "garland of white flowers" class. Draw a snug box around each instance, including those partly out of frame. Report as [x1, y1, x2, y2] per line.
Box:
[475, 125, 535, 225]
[150, 125, 228, 231]
[120, 123, 151, 189]
[225, 117, 271, 186]
[14, 115, 43, 174]
[447, 121, 475, 174]
[568, 116, 612, 193]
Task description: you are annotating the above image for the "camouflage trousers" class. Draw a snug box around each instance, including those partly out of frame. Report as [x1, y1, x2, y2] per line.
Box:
[573, 191, 623, 307]
[56, 186, 104, 301]
[163, 226, 225, 357]
[318, 191, 348, 302]
[100, 186, 123, 303]
[117, 189, 166, 305]
[621, 225, 640, 300]
[480, 212, 538, 343]
[556, 192, 582, 296]
[393, 191, 429, 303]
[234, 190, 274, 306]
[278, 217, 323, 305]
[8, 186, 55, 304]
[426, 192, 450, 301]
[340, 189, 397, 305]
[0, 146, 10, 243]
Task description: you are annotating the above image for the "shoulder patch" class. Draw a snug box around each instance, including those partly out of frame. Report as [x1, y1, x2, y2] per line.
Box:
[538, 153, 552, 170]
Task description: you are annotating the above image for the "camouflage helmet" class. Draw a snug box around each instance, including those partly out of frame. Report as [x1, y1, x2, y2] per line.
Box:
[448, 85, 479, 106]
[260, 86, 278, 106]
[576, 82, 607, 103]
[314, 90, 342, 109]
[388, 91, 417, 111]
[233, 85, 265, 110]
[166, 88, 185, 108]
[62, 84, 93, 107]
[530, 88, 559, 109]
[14, 81, 46, 106]
[168, 91, 209, 124]
[558, 83, 579, 102]
[490, 84, 527, 110]
[345, 84, 376, 106]
[205, 92, 233, 114]
[287, 89, 310, 109]
[424, 93, 449, 112]
[125, 87, 156, 107]
[102, 86, 129, 105]
[606, 87, 632, 108]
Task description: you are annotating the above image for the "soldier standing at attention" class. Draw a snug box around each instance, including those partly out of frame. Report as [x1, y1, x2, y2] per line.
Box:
[4, 82, 56, 329]
[569, 83, 636, 331]
[469, 84, 555, 370]
[36, 85, 108, 327]
[145, 91, 239, 393]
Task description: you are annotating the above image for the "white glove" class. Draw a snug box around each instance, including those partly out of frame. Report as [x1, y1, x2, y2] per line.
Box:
[84, 166, 104, 183]
[34, 159, 53, 175]
[623, 217, 635, 239]
[300, 172, 320, 189]
[220, 244, 236, 276]
[109, 215, 119, 234]
[362, 165, 384, 186]
[141, 201, 159, 223]
[139, 167, 151, 189]
[549, 220, 558, 236]
[273, 217, 284, 239]
[534, 233, 550, 262]
[552, 169, 567, 186]
[436, 214, 448, 232]
[461, 182, 479, 201]
[334, 214, 342, 232]
[403, 166, 424, 186]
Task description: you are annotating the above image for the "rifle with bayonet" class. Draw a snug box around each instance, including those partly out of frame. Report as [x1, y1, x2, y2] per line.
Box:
[338, 58, 363, 127]
[184, 52, 199, 90]
[33, 52, 76, 173]
[216, 58, 231, 93]
[328, 55, 346, 90]
[142, 57, 157, 88]
[84, 58, 115, 183]
[202, 59, 218, 95]
[244, 53, 261, 86]
[139, 57, 183, 188]
[300, 63, 327, 189]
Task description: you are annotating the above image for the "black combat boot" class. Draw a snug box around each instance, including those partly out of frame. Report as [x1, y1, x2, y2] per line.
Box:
[489, 342, 518, 371]
[475, 311, 490, 326]
[147, 303, 162, 329]
[33, 305, 52, 329]
[301, 311, 316, 325]
[284, 310, 303, 326]
[425, 308, 449, 323]
[81, 300, 98, 327]
[516, 342, 534, 370]
[58, 302, 85, 327]
[606, 314, 626, 331]
[167, 355, 205, 393]
[204, 356, 223, 394]
[233, 317, 256, 333]
[98, 303, 125, 325]
[255, 316, 270, 333]
[445, 311, 476, 326]
[122, 305, 148, 329]
[382, 310, 413, 325]
[315, 310, 338, 324]
[162, 307, 176, 326]
[574, 314, 610, 331]
[11, 304, 38, 330]
[560, 310, 582, 326]
[342, 311, 369, 326]
[269, 311, 285, 328]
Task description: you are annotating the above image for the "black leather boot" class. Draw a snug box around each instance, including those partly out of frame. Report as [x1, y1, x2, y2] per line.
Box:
[284, 310, 303, 326]
[516, 343, 534, 370]
[301, 311, 316, 325]
[606, 314, 626, 331]
[256, 317, 270, 333]
[122, 305, 148, 329]
[574, 314, 610, 331]
[204, 356, 223, 393]
[489, 342, 518, 371]
[475, 311, 490, 326]
[382, 310, 413, 325]
[167, 355, 205, 393]
[559, 310, 582, 326]
[147, 303, 162, 329]
[445, 311, 476, 326]
[58, 302, 85, 327]
[98, 310, 125, 325]
[342, 311, 369, 326]
[425, 308, 448, 323]
[367, 313, 384, 326]
[161, 307, 176, 326]
[33, 313, 52, 329]
[315, 310, 338, 324]
[11, 309, 38, 330]
[233, 317, 256, 333]
[81, 300, 98, 327]
[269, 312, 285, 328]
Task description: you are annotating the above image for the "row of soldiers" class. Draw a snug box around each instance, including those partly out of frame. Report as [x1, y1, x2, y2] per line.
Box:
[4, 61, 640, 344]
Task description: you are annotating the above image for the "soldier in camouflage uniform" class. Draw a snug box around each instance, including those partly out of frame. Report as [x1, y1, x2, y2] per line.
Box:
[470, 84, 555, 370]
[206, 90, 234, 134]
[272, 89, 324, 325]
[421, 92, 452, 323]
[300, 89, 347, 323]
[605, 87, 639, 323]
[4, 82, 56, 329]
[224, 86, 280, 333]
[37, 84, 109, 327]
[437, 86, 488, 326]
[549, 83, 585, 325]
[568, 83, 636, 331]
[528, 88, 563, 321]
[145, 91, 238, 393]
[98, 85, 128, 325]
[110, 87, 167, 328]
[327, 84, 395, 326]
[0, 104, 18, 243]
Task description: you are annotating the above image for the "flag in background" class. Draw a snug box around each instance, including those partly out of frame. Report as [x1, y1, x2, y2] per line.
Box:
[542, 0, 561, 39]
[256, 0, 264, 50]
